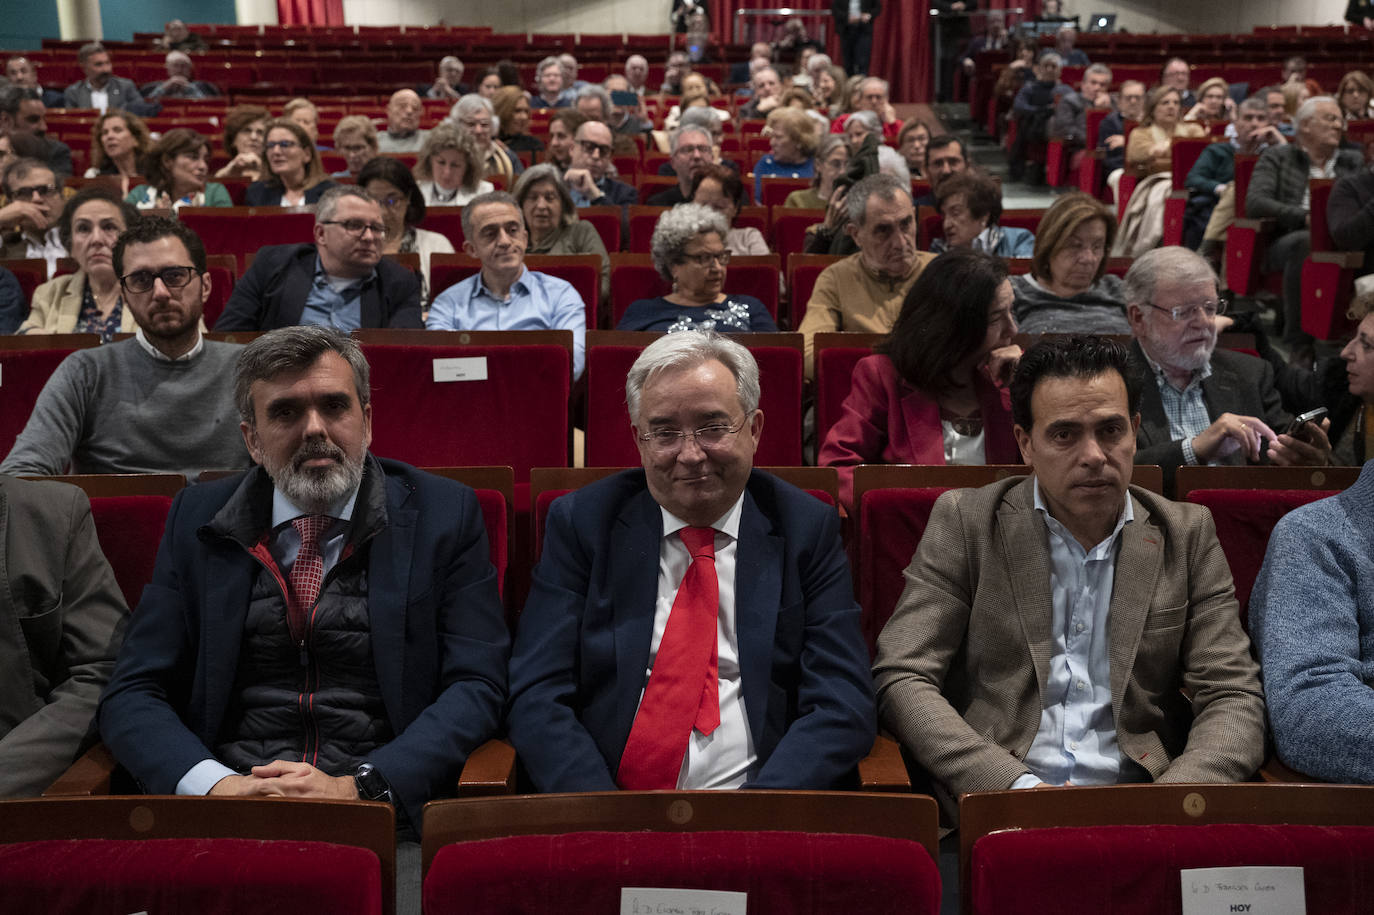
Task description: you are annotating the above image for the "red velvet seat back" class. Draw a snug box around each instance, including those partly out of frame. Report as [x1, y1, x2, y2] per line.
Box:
[771, 208, 823, 260]
[361, 343, 570, 481]
[1310, 179, 1337, 252]
[971, 824, 1374, 915]
[785, 255, 841, 331]
[628, 206, 670, 252]
[177, 208, 316, 272]
[0, 348, 82, 458]
[585, 344, 803, 467]
[760, 177, 812, 207]
[417, 206, 465, 247]
[1184, 488, 1336, 630]
[814, 345, 876, 448]
[0, 837, 382, 915]
[472, 488, 508, 596]
[424, 830, 940, 915]
[609, 260, 667, 324]
[858, 487, 946, 658]
[2, 258, 49, 305]
[88, 496, 174, 611]
[579, 207, 622, 254]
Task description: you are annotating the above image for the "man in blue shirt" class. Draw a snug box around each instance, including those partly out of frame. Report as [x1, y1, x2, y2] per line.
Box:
[215, 186, 422, 332]
[426, 191, 586, 378]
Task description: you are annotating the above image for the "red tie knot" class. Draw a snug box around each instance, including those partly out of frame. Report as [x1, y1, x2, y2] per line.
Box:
[679, 526, 716, 559]
[292, 513, 330, 546]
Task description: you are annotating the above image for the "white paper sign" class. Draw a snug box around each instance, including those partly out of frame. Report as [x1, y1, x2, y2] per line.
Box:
[432, 356, 488, 382]
[619, 887, 747, 915]
[1181, 866, 1306, 915]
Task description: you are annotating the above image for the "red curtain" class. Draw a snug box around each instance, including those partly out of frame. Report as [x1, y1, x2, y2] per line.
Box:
[277, 0, 345, 26]
[705, 0, 1038, 103]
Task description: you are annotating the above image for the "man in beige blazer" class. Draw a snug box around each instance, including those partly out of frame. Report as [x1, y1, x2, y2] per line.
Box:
[874, 335, 1265, 823]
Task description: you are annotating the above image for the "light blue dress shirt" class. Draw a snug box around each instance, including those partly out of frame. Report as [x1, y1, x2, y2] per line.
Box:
[425, 265, 587, 378]
[174, 482, 360, 796]
[1014, 478, 1136, 788]
[300, 255, 373, 332]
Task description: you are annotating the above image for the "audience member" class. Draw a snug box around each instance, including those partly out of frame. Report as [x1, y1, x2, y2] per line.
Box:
[63, 43, 145, 113]
[1336, 70, 1374, 122]
[660, 51, 692, 96]
[97, 324, 508, 861]
[0, 158, 65, 271]
[476, 68, 502, 100]
[896, 120, 931, 180]
[574, 84, 613, 123]
[283, 98, 323, 147]
[874, 334, 1266, 825]
[1098, 79, 1145, 179]
[358, 156, 454, 305]
[426, 190, 586, 378]
[0, 266, 23, 332]
[662, 72, 723, 132]
[738, 67, 782, 120]
[492, 86, 543, 155]
[924, 134, 970, 196]
[214, 104, 269, 182]
[0, 474, 125, 797]
[545, 108, 589, 171]
[1054, 25, 1090, 67]
[559, 53, 589, 93]
[216, 185, 421, 332]
[1186, 77, 1234, 124]
[1009, 52, 1072, 184]
[729, 42, 772, 85]
[448, 94, 522, 185]
[330, 115, 379, 179]
[960, 11, 1008, 79]
[424, 56, 469, 100]
[820, 250, 1021, 510]
[1161, 56, 1196, 108]
[1348, 1, 1374, 29]
[688, 165, 767, 259]
[565, 120, 635, 207]
[156, 19, 206, 52]
[0, 86, 73, 176]
[931, 172, 1035, 256]
[1123, 247, 1328, 485]
[1249, 96, 1362, 361]
[3, 216, 248, 477]
[1186, 95, 1285, 260]
[507, 330, 874, 790]
[1253, 451, 1374, 782]
[624, 55, 650, 95]
[785, 134, 848, 208]
[127, 128, 232, 211]
[376, 89, 429, 154]
[606, 83, 654, 137]
[1114, 86, 1205, 255]
[832, 78, 903, 142]
[992, 38, 1039, 135]
[618, 203, 775, 333]
[531, 56, 571, 110]
[813, 63, 846, 117]
[514, 164, 610, 302]
[842, 109, 882, 150]
[1051, 63, 1113, 155]
[1011, 191, 1127, 334]
[753, 107, 819, 201]
[414, 123, 492, 206]
[244, 119, 334, 206]
[18, 186, 138, 337]
[798, 173, 936, 376]
[142, 51, 220, 99]
[84, 109, 150, 194]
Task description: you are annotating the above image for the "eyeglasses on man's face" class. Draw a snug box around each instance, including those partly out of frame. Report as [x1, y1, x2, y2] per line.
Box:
[119, 265, 199, 294]
[320, 219, 389, 240]
[1146, 298, 1228, 323]
[637, 413, 753, 454]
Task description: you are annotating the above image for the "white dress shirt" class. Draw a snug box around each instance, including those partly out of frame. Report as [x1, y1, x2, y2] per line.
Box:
[640, 494, 756, 789]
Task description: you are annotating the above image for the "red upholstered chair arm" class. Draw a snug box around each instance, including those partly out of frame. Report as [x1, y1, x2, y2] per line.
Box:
[858, 734, 911, 792]
[43, 742, 116, 797]
[456, 739, 517, 795]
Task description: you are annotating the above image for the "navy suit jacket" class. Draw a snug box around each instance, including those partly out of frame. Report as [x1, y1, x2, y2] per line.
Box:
[98, 458, 509, 827]
[215, 243, 422, 331]
[507, 469, 876, 792]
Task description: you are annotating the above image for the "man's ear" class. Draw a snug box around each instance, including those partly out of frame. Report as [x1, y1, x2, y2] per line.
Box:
[1013, 423, 1034, 467]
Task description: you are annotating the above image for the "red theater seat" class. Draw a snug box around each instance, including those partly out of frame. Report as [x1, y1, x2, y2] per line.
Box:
[421, 467, 514, 600]
[0, 335, 101, 459]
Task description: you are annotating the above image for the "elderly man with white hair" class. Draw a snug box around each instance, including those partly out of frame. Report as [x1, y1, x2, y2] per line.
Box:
[377, 89, 430, 153]
[1247, 95, 1363, 363]
[142, 51, 220, 99]
[424, 56, 469, 100]
[831, 76, 902, 141]
[624, 55, 650, 95]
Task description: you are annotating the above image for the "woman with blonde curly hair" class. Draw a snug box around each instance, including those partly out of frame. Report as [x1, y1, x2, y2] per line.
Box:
[753, 106, 821, 201]
[413, 123, 493, 206]
[84, 110, 151, 194]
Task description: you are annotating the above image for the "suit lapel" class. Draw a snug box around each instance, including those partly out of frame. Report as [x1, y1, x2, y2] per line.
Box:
[1130, 340, 1171, 448]
[997, 479, 1054, 697]
[0, 488, 37, 729]
[1200, 362, 1241, 423]
[896, 390, 947, 464]
[734, 491, 782, 745]
[611, 490, 664, 741]
[201, 545, 253, 731]
[1107, 491, 1161, 717]
[277, 253, 315, 326]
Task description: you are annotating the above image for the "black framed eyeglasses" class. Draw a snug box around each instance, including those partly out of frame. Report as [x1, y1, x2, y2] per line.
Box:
[119, 266, 200, 294]
[320, 219, 389, 240]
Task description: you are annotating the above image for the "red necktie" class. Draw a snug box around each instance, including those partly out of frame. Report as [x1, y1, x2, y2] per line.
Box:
[288, 514, 328, 635]
[617, 526, 721, 790]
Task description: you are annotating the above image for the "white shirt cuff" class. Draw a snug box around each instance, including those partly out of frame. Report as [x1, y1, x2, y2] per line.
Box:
[1182, 436, 1200, 466]
[1011, 773, 1045, 790]
[177, 759, 238, 795]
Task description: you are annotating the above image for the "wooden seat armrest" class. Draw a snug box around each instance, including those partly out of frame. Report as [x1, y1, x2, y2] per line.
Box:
[1310, 250, 1364, 269]
[1259, 755, 1321, 784]
[1232, 216, 1277, 233]
[43, 742, 116, 796]
[456, 738, 516, 796]
[858, 734, 911, 792]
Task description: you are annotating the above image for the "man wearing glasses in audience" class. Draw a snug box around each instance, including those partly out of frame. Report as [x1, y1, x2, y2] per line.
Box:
[1124, 247, 1330, 488]
[507, 331, 875, 792]
[1, 216, 248, 479]
[564, 120, 637, 208]
[215, 185, 421, 331]
[0, 158, 65, 270]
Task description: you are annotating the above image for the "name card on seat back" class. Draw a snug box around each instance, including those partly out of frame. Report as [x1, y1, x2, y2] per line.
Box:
[621, 887, 747, 915]
[1181, 867, 1305, 915]
[433, 357, 489, 382]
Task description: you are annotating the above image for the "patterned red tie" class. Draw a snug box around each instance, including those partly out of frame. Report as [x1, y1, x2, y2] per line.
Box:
[617, 526, 721, 790]
[288, 514, 328, 628]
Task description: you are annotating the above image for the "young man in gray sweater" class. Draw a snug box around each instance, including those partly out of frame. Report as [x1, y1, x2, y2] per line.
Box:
[2, 217, 249, 479]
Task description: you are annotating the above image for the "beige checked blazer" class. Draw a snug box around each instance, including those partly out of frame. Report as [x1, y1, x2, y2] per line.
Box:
[873, 475, 1266, 816]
